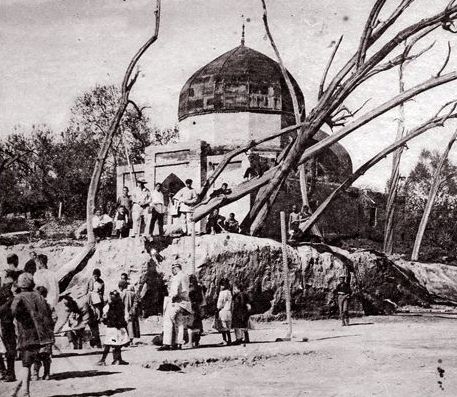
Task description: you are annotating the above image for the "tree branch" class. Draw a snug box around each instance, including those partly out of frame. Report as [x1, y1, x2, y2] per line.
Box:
[356, 0, 388, 69]
[300, 105, 457, 234]
[436, 41, 452, 77]
[319, 35, 343, 100]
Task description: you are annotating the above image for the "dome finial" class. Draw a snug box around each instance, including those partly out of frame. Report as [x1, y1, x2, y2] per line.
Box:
[241, 22, 245, 46]
[241, 14, 248, 46]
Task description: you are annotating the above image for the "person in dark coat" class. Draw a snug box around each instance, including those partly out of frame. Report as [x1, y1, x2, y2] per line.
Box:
[118, 281, 140, 343]
[11, 272, 55, 397]
[96, 291, 129, 366]
[231, 282, 251, 344]
[33, 286, 55, 381]
[205, 209, 226, 234]
[334, 275, 352, 326]
[188, 275, 206, 347]
[0, 270, 17, 382]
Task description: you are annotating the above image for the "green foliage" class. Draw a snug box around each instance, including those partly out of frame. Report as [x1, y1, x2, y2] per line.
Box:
[0, 84, 178, 220]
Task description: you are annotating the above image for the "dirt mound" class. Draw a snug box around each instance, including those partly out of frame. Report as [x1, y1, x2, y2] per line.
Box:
[0, 234, 442, 317]
[396, 259, 457, 303]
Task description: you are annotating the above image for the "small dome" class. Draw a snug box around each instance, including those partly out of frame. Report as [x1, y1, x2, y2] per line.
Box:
[178, 45, 304, 122]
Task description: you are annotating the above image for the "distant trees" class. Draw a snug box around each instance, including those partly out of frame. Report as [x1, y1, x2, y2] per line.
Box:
[0, 85, 177, 219]
[402, 149, 457, 260]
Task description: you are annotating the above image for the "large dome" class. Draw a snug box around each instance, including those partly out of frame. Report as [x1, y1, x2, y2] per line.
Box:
[178, 44, 305, 122]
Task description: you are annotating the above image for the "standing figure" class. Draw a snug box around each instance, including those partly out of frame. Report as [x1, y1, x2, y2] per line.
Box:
[188, 274, 206, 347]
[86, 268, 104, 347]
[131, 178, 151, 237]
[334, 275, 352, 326]
[217, 278, 232, 345]
[173, 179, 197, 235]
[33, 254, 59, 309]
[149, 182, 165, 236]
[288, 204, 300, 241]
[0, 270, 17, 382]
[118, 281, 140, 344]
[232, 282, 251, 345]
[158, 263, 192, 351]
[96, 291, 129, 366]
[32, 286, 55, 381]
[11, 273, 54, 397]
[114, 206, 130, 238]
[116, 186, 133, 223]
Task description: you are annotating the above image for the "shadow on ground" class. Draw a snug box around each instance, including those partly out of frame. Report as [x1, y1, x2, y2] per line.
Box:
[50, 370, 120, 381]
[54, 351, 102, 359]
[48, 387, 135, 397]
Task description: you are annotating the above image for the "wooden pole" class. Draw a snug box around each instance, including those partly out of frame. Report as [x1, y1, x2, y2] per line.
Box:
[191, 210, 196, 275]
[58, 202, 62, 219]
[280, 211, 292, 339]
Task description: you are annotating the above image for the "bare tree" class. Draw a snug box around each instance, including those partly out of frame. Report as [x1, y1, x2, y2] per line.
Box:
[297, 101, 457, 234]
[192, 1, 457, 237]
[86, 0, 161, 244]
[384, 28, 441, 254]
[411, 126, 457, 261]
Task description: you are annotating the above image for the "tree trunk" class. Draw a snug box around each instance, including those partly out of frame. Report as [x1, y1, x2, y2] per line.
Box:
[411, 128, 457, 261]
[298, 115, 456, 235]
[383, 49, 406, 254]
[86, 1, 161, 244]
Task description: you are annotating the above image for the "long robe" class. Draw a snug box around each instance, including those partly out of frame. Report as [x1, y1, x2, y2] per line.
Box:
[121, 289, 140, 339]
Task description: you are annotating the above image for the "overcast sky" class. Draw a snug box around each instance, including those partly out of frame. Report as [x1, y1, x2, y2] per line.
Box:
[2, 0, 457, 190]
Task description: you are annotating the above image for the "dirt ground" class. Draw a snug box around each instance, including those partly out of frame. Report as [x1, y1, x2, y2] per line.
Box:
[1, 315, 456, 397]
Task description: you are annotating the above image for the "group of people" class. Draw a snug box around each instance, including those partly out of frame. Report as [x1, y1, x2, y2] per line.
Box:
[0, 253, 58, 397]
[93, 178, 243, 240]
[158, 264, 251, 350]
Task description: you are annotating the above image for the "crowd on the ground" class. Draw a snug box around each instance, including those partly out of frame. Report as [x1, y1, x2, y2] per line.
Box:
[0, 252, 270, 397]
[91, 178, 241, 240]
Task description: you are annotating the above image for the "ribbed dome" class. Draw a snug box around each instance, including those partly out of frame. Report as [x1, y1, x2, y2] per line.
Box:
[178, 45, 304, 122]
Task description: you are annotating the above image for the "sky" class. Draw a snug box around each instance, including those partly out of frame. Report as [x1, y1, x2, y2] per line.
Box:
[2, 0, 457, 191]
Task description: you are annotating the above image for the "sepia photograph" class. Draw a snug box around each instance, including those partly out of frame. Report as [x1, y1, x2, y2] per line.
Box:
[2, 0, 457, 396]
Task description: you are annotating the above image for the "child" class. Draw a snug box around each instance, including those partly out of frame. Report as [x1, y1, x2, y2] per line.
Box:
[87, 268, 105, 322]
[231, 283, 251, 345]
[216, 278, 232, 345]
[96, 290, 129, 366]
[114, 206, 130, 238]
[33, 286, 55, 380]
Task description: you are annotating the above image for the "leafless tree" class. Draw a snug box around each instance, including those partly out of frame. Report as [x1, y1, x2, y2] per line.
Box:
[411, 126, 457, 261]
[86, 0, 161, 244]
[192, 1, 457, 238]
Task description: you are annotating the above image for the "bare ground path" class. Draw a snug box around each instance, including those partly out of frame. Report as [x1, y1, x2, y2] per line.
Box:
[1, 316, 456, 397]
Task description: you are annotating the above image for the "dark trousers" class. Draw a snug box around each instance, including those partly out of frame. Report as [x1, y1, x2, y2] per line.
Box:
[94, 222, 113, 239]
[149, 209, 164, 236]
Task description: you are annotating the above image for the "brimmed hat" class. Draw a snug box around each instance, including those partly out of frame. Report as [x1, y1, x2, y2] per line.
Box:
[17, 272, 34, 289]
[172, 263, 182, 270]
[136, 178, 148, 184]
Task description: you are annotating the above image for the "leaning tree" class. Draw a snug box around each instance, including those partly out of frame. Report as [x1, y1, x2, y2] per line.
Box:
[85, 0, 161, 245]
[191, 0, 457, 238]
